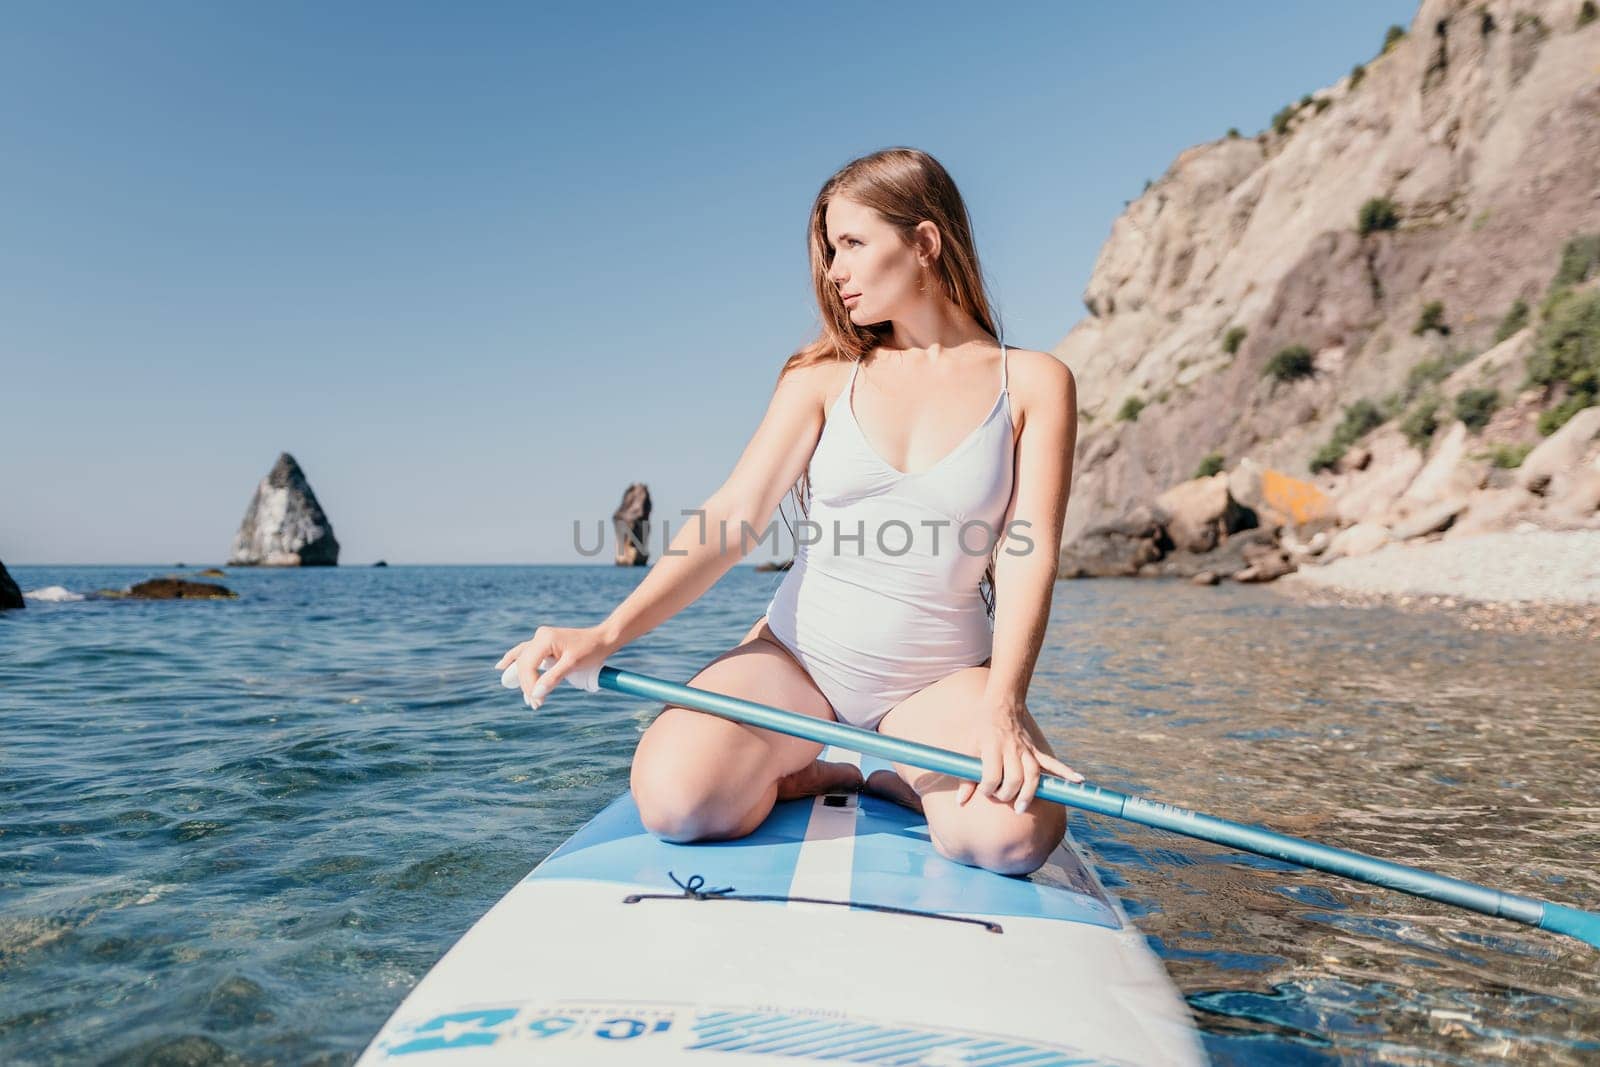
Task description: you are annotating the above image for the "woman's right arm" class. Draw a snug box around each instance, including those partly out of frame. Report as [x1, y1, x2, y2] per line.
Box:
[497, 361, 832, 705]
[597, 360, 830, 650]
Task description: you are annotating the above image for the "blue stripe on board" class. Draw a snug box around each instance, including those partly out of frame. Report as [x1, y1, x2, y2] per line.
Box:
[686, 1010, 1106, 1065]
[525, 791, 814, 897]
[850, 756, 1121, 929]
[528, 769, 1120, 928]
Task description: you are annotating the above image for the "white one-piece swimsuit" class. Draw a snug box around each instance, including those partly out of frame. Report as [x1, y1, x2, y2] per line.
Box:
[763, 344, 1015, 731]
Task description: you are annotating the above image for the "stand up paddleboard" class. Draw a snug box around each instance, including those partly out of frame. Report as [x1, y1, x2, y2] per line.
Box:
[357, 747, 1204, 1066]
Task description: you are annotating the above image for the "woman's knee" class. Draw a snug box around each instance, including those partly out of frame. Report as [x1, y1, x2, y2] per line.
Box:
[626, 625, 830, 842]
[630, 720, 730, 841]
[632, 770, 736, 842]
[931, 805, 1066, 876]
[629, 704, 783, 842]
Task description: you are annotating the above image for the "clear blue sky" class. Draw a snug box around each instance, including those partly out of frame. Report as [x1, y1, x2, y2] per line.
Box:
[2, 0, 1417, 565]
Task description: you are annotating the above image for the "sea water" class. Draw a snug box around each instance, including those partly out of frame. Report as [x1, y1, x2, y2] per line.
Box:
[2, 564, 1596, 1064]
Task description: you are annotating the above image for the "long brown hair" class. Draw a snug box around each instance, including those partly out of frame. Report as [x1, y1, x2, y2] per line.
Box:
[775, 147, 1008, 619]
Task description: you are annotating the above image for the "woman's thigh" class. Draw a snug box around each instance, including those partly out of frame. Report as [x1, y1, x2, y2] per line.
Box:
[629, 616, 838, 834]
[874, 664, 1067, 876]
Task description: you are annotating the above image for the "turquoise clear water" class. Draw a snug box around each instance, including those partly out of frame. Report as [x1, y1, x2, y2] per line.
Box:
[2, 564, 1596, 1065]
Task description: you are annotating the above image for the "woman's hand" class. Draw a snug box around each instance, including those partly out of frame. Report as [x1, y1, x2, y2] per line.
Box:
[960, 698, 1084, 814]
[494, 624, 617, 710]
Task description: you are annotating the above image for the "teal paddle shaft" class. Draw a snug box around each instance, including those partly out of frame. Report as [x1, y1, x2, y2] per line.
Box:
[587, 664, 1599, 950]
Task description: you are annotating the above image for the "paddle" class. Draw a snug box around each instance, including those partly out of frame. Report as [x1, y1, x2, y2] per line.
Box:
[499, 661, 1598, 950]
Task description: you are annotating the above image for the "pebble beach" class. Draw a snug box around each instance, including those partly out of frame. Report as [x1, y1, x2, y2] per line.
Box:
[1274, 529, 1600, 637]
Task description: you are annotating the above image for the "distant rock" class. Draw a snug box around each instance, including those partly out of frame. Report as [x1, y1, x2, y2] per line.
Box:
[1, 560, 23, 611]
[613, 483, 651, 566]
[126, 577, 236, 600]
[373, 560, 388, 567]
[196, 568, 226, 577]
[228, 453, 340, 566]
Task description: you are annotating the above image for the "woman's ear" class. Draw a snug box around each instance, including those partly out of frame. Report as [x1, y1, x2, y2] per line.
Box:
[914, 220, 941, 263]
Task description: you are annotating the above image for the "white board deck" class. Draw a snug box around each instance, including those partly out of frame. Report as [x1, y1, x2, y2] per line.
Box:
[358, 748, 1205, 1066]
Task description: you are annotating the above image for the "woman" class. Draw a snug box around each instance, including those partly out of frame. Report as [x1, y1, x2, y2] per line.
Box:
[496, 147, 1083, 877]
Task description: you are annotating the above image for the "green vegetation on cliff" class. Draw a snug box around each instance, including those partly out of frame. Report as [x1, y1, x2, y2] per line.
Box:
[1310, 399, 1386, 473]
[1264, 344, 1315, 382]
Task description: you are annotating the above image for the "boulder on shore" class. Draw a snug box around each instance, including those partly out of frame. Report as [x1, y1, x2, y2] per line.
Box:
[1144, 526, 1278, 580]
[1, 560, 23, 611]
[1518, 406, 1600, 495]
[1153, 472, 1254, 554]
[1059, 504, 1169, 578]
[228, 453, 340, 566]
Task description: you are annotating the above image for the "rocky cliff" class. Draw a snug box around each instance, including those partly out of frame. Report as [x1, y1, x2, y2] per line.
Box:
[1056, 0, 1600, 552]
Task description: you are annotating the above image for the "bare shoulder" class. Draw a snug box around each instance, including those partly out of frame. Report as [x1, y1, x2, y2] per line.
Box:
[1005, 348, 1077, 425]
[776, 357, 849, 410]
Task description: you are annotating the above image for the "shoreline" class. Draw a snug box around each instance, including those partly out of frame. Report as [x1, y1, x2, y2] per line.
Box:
[1270, 528, 1600, 638]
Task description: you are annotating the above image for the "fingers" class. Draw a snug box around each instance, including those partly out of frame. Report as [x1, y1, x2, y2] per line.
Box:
[1038, 752, 1086, 784]
[528, 653, 569, 706]
[963, 744, 1001, 807]
[494, 641, 526, 672]
[1013, 756, 1041, 815]
[994, 747, 1025, 805]
[517, 628, 552, 709]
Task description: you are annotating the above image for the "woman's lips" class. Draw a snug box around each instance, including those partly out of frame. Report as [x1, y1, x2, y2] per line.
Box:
[843, 293, 860, 304]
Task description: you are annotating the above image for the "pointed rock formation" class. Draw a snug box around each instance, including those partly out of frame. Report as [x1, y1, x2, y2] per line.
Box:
[613, 483, 651, 566]
[228, 453, 340, 566]
[1, 559, 23, 611]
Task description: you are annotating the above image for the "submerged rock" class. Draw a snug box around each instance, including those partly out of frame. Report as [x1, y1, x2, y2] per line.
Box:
[0, 560, 22, 611]
[228, 453, 340, 566]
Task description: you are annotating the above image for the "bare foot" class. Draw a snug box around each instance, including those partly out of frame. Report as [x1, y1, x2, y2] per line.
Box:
[775, 759, 864, 801]
[863, 769, 924, 814]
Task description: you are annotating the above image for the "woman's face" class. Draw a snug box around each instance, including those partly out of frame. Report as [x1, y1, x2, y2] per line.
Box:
[824, 197, 927, 325]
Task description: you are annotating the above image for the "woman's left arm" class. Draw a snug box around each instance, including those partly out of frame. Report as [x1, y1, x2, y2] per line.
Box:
[965, 351, 1083, 811]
